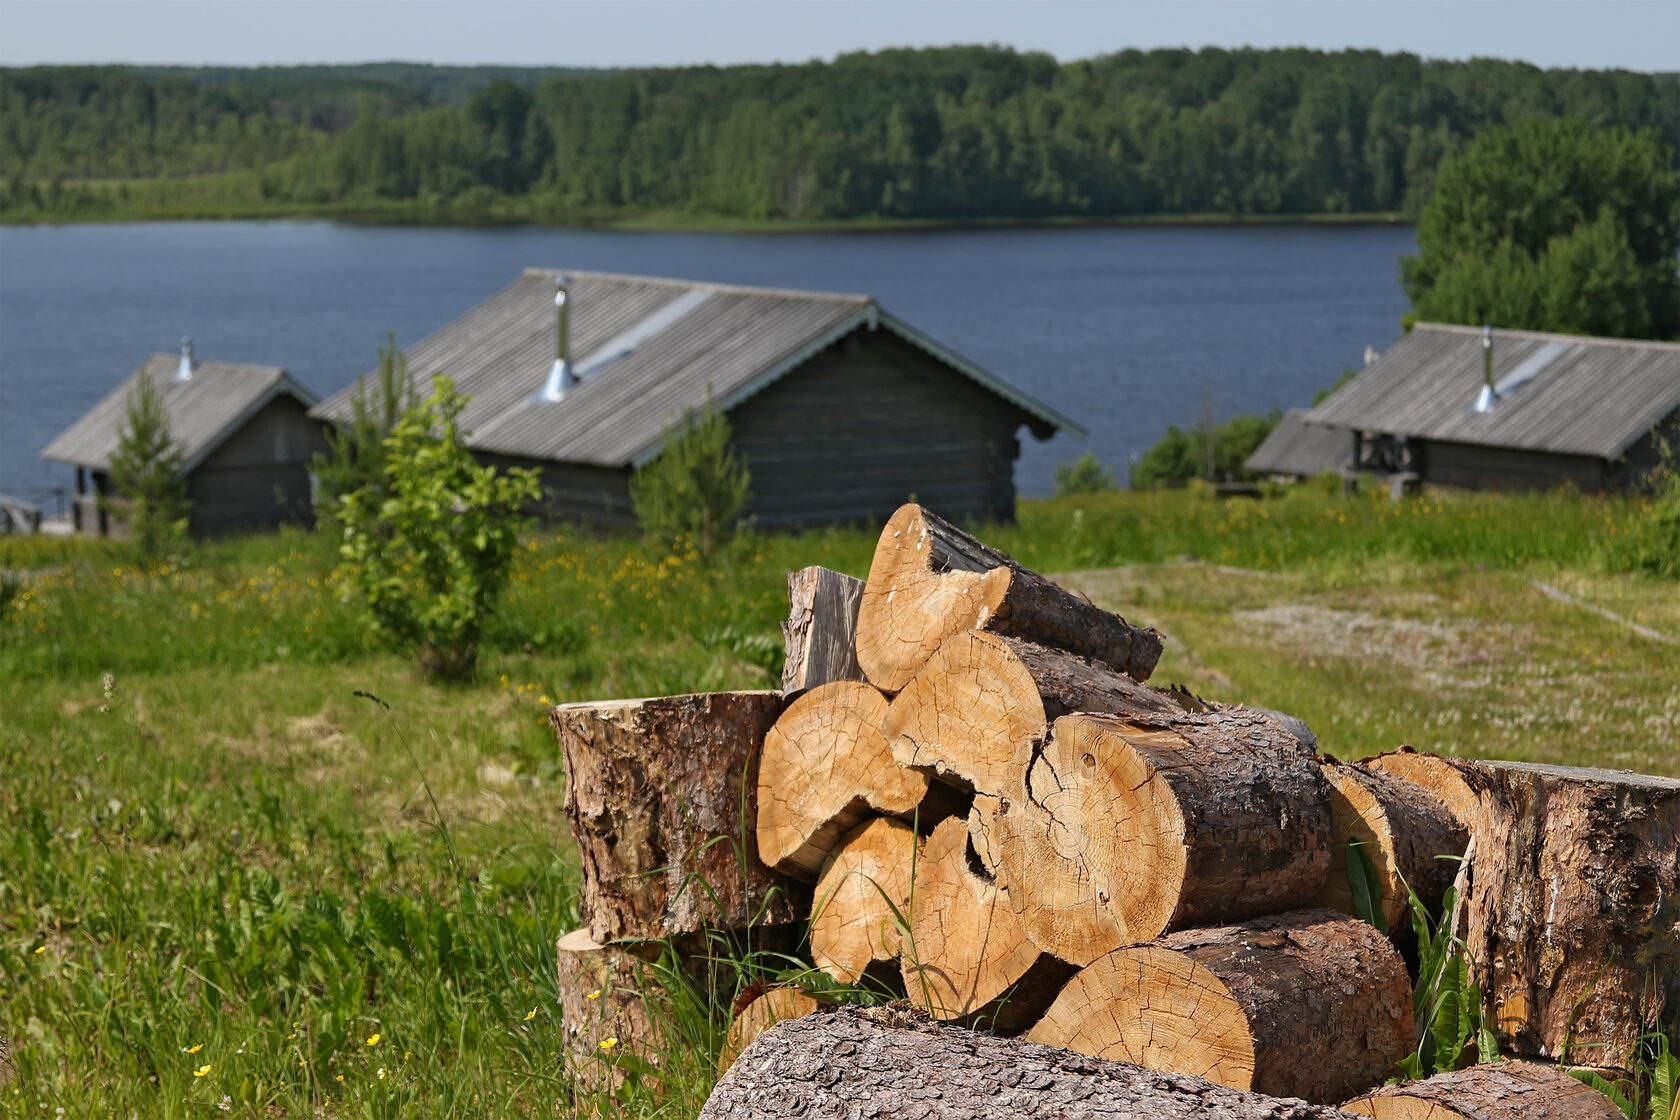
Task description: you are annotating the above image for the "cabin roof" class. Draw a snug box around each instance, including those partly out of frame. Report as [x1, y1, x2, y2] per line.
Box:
[1305, 323, 1680, 460]
[309, 268, 1085, 467]
[1243, 409, 1351, 478]
[41, 355, 320, 473]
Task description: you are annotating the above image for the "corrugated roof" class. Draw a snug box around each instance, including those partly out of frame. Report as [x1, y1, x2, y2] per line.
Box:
[1305, 323, 1680, 460]
[41, 355, 318, 472]
[310, 268, 1083, 467]
[1244, 409, 1351, 478]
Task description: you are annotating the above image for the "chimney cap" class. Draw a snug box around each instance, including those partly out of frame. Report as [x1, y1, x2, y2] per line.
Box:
[176, 335, 195, 382]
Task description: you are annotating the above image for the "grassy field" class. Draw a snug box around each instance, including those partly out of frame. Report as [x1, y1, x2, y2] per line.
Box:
[2, 484, 1676, 1117]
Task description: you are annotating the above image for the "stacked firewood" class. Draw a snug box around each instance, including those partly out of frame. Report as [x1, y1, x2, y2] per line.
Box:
[552, 503, 1680, 1112]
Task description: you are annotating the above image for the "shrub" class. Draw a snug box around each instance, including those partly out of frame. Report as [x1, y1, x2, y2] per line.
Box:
[310, 332, 415, 529]
[106, 371, 189, 562]
[630, 399, 751, 564]
[1054, 450, 1119, 496]
[336, 374, 540, 681]
[1133, 411, 1279, 487]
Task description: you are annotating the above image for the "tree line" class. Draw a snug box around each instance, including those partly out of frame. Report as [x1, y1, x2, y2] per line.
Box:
[4, 47, 1677, 221]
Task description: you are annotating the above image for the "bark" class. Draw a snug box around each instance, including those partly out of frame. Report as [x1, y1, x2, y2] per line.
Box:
[554, 691, 808, 943]
[781, 566, 866, 696]
[717, 987, 825, 1076]
[902, 816, 1076, 1034]
[810, 817, 920, 984]
[1360, 748, 1480, 831]
[555, 928, 656, 1079]
[756, 681, 928, 880]
[1342, 1060, 1625, 1120]
[700, 1005, 1361, 1120]
[1318, 758, 1467, 930]
[854, 504, 1162, 693]
[1027, 910, 1415, 1105]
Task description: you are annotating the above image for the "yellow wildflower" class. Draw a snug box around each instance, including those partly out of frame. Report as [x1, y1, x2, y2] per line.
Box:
[377, 1068, 387, 1079]
[586, 989, 600, 1000]
[33, 946, 45, 955]
[366, 1032, 380, 1046]
[193, 1064, 211, 1077]
[524, 1008, 537, 1021]
[183, 1043, 204, 1054]
[599, 1037, 618, 1051]
[335, 1075, 344, 1083]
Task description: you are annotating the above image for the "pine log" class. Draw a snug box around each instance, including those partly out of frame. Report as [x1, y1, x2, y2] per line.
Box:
[1360, 748, 1480, 830]
[700, 1005, 1361, 1120]
[1342, 1060, 1625, 1120]
[1026, 909, 1414, 1104]
[717, 987, 824, 1076]
[755, 681, 929, 880]
[780, 566, 865, 696]
[554, 692, 808, 944]
[810, 817, 920, 984]
[854, 504, 1163, 693]
[901, 816, 1075, 1034]
[555, 928, 656, 1075]
[1318, 758, 1467, 930]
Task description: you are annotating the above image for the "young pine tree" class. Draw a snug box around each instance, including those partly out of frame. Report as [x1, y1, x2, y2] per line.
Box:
[311, 332, 416, 528]
[107, 372, 189, 561]
[629, 399, 751, 564]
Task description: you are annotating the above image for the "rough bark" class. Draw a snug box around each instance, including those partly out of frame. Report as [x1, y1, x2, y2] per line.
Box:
[1027, 910, 1414, 1105]
[756, 681, 928, 880]
[1318, 758, 1467, 930]
[555, 928, 656, 1079]
[701, 1005, 1361, 1120]
[901, 816, 1076, 1034]
[810, 817, 920, 984]
[554, 692, 808, 943]
[854, 504, 1163, 693]
[1342, 1060, 1626, 1120]
[781, 566, 866, 696]
[717, 987, 824, 1076]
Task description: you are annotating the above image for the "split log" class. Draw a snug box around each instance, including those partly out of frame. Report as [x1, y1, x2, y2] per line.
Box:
[1318, 758, 1467, 930]
[1343, 1060, 1625, 1120]
[554, 692, 808, 944]
[780, 566, 865, 696]
[853, 503, 1163, 693]
[901, 817, 1075, 1034]
[755, 682, 928, 880]
[810, 817, 919, 984]
[556, 928, 655, 1073]
[996, 710, 1333, 965]
[717, 987, 824, 1077]
[700, 1005, 1359, 1120]
[1026, 909, 1414, 1105]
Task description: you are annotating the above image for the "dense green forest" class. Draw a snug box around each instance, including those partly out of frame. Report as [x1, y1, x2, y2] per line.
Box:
[3, 47, 1677, 223]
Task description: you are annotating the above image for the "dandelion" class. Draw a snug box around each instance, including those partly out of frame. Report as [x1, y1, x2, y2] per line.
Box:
[366, 1033, 381, 1046]
[586, 989, 600, 1000]
[183, 1043, 204, 1054]
[193, 1065, 211, 1077]
[599, 1037, 618, 1051]
[524, 1008, 537, 1021]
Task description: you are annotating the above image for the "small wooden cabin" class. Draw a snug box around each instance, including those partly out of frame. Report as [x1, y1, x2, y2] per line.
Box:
[1243, 409, 1351, 482]
[1305, 323, 1680, 493]
[310, 269, 1082, 527]
[41, 346, 328, 538]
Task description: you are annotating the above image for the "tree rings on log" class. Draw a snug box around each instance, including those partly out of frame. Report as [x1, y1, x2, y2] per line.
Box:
[1343, 1059, 1626, 1120]
[780, 566, 865, 697]
[901, 817, 1075, 1034]
[810, 817, 920, 984]
[1361, 747, 1480, 830]
[854, 503, 1162, 693]
[1319, 758, 1467, 929]
[717, 987, 823, 1077]
[756, 681, 927, 880]
[1026, 909, 1414, 1104]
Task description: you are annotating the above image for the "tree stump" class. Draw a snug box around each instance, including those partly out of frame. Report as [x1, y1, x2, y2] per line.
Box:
[1343, 1060, 1625, 1120]
[717, 987, 824, 1077]
[810, 817, 920, 984]
[1318, 757, 1467, 930]
[780, 566, 865, 696]
[553, 692, 808, 944]
[555, 928, 656, 1080]
[854, 504, 1162, 693]
[700, 1005, 1359, 1120]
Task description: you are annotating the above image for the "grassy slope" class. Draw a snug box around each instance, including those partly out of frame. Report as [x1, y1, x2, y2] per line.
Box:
[1, 486, 1675, 1116]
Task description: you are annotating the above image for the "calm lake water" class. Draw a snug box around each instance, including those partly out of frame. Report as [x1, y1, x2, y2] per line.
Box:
[0, 220, 1416, 504]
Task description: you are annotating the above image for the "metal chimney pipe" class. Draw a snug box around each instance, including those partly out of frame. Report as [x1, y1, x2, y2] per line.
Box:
[540, 274, 575, 402]
[1473, 324, 1497, 413]
[176, 335, 195, 382]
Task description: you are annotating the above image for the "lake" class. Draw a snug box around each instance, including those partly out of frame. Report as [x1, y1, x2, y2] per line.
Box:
[0, 220, 1416, 504]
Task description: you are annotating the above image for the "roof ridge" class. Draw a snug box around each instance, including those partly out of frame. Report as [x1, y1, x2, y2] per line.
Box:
[1412, 322, 1680, 352]
[144, 353, 290, 375]
[519, 266, 873, 305]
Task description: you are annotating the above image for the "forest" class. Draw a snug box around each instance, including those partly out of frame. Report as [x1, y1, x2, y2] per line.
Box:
[3, 47, 1678, 223]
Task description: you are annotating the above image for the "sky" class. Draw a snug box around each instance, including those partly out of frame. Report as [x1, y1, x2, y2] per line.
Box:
[1, 0, 1676, 72]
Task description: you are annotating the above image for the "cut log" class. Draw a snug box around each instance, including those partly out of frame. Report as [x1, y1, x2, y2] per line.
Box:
[1343, 1060, 1625, 1120]
[810, 817, 920, 984]
[700, 1005, 1360, 1120]
[755, 681, 929, 880]
[1318, 758, 1467, 930]
[853, 503, 1163, 693]
[780, 566, 865, 696]
[1026, 909, 1414, 1105]
[554, 692, 808, 944]
[555, 928, 655, 1074]
[996, 710, 1333, 965]
[717, 987, 824, 1077]
[882, 630, 1180, 797]
[901, 817, 1075, 1034]
[1361, 747, 1480, 830]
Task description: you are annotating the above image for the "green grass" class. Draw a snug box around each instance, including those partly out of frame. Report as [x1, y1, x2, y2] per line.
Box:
[1, 484, 1675, 1115]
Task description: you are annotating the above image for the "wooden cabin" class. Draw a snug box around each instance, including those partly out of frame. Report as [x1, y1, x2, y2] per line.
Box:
[1304, 323, 1680, 493]
[310, 269, 1083, 527]
[41, 344, 328, 538]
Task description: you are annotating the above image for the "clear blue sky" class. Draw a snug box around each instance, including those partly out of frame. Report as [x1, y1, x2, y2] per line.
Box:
[1, 0, 1676, 71]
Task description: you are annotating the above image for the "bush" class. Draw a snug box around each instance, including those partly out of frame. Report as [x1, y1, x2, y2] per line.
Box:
[630, 400, 751, 564]
[335, 374, 540, 681]
[1054, 451, 1119, 496]
[107, 371, 189, 562]
[310, 332, 415, 529]
[1133, 411, 1280, 488]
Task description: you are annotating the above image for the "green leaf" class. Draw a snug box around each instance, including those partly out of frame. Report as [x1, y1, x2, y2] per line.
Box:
[1345, 838, 1389, 935]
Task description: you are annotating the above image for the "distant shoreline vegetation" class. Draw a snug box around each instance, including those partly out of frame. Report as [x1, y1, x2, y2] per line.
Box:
[4, 47, 1677, 226]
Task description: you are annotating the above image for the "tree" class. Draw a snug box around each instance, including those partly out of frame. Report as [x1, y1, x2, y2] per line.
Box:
[107, 372, 189, 561]
[629, 400, 751, 564]
[1133, 412, 1280, 487]
[310, 332, 415, 529]
[1053, 450, 1119, 495]
[335, 374, 540, 681]
[1402, 118, 1680, 338]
